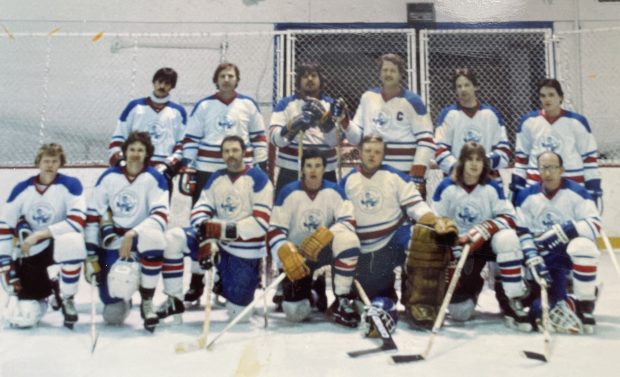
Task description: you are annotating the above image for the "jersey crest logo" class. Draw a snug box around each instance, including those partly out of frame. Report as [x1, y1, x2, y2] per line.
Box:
[358, 187, 383, 214]
[300, 209, 324, 233]
[148, 120, 165, 144]
[217, 116, 236, 131]
[463, 129, 482, 143]
[455, 204, 480, 228]
[539, 210, 563, 230]
[113, 190, 139, 217]
[219, 193, 242, 218]
[29, 202, 55, 226]
[540, 135, 560, 152]
[372, 112, 389, 128]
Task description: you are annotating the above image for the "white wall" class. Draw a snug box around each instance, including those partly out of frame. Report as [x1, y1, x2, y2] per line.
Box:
[1, 0, 619, 32]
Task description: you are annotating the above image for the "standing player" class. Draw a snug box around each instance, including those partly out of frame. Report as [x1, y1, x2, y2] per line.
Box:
[157, 135, 273, 321]
[341, 135, 457, 328]
[343, 53, 435, 197]
[269, 62, 341, 194]
[435, 68, 510, 181]
[268, 149, 361, 327]
[180, 63, 267, 302]
[511, 78, 602, 211]
[108, 67, 187, 193]
[516, 151, 600, 334]
[433, 142, 530, 331]
[85, 132, 169, 332]
[0, 143, 86, 329]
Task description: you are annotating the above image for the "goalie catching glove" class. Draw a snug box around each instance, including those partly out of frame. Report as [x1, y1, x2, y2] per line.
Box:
[199, 220, 237, 241]
[458, 219, 500, 253]
[277, 242, 310, 281]
[417, 212, 459, 246]
[299, 226, 333, 262]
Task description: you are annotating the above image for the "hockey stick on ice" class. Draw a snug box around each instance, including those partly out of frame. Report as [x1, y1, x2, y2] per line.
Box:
[600, 229, 620, 278]
[522, 281, 551, 362]
[206, 272, 287, 350]
[175, 243, 218, 354]
[391, 244, 472, 363]
[90, 282, 99, 354]
[347, 279, 397, 358]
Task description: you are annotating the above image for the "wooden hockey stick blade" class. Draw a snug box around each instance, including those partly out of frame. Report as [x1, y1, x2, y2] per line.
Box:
[391, 354, 425, 363]
[347, 341, 397, 358]
[522, 350, 548, 362]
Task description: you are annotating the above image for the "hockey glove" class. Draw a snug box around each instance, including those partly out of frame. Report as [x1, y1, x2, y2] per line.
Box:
[100, 223, 119, 249]
[200, 220, 237, 241]
[299, 226, 333, 262]
[458, 220, 499, 253]
[319, 98, 346, 134]
[534, 221, 578, 254]
[486, 151, 502, 170]
[84, 254, 102, 285]
[585, 179, 603, 214]
[16, 218, 33, 246]
[178, 165, 198, 197]
[156, 158, 182, 182]
[277, 242, 310, 282]
[0, 257, 22, 295]
[197, 239, 220, 270]
[109, 151, 125, 167]
[302, 97, 327, 125]
[409, 164, 427, 199]
[282, 113, 311, 141]
[524, 253, 552, 287]
[509, 174, 526, 206]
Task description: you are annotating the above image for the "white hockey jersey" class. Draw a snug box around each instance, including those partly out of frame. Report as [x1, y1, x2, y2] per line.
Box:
[432, 177, 516, 235]
[515, 179, 601, 251]
[108, 96, 187, 166]
[268, 180, 356, 253]
[0, 173, 86, 257]
[340, 165, 430, 253]
[514, 110, 600, 186]
[85, 166, 169, 246]
[434, 103, 511, 174]
[190, 166, 273, 259]
[345, 88, 435, 172]
[182, 93, 267, 172]
[269, 93, 339, 172]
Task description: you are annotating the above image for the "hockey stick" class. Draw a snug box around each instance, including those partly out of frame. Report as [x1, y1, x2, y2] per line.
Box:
[206, 272, 287, 350]
[90, 282, 99, 354]
[175, 244, 218, 353]
[391, 244, 472, 363]
[347, 279, 397, 358]
[600, 229, 620, 278]
[522, 281, 551, 362]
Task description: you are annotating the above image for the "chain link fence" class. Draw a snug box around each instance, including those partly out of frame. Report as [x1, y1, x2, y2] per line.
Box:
[555, 27, 620, 165]
[0, 32, 277, 166]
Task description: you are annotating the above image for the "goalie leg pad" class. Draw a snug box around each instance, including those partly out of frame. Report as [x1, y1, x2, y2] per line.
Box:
[567, 237, 599, 301]
[282, 298, 312, 322]
[405, 225, 451, 326]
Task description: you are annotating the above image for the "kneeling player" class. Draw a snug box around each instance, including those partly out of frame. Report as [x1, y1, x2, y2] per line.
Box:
[84, 132, 169, 332]
[268, 149, 361, 327]
[158, 135, 273, 322]
[434, 142, 530, 331]
[0, 143, 86, 329]
[516, 151, 600, 334]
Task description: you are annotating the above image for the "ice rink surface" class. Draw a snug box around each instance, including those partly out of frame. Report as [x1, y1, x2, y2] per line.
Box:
[1, 250, 619, 377]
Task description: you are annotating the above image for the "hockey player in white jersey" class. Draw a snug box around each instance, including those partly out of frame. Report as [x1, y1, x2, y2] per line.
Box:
[435, 68, 511, 181]
[268, 149, 361, 327]
[433, 142, 531, 331]
[180, 63, 268, 205]
[157, 135, 273, 322]
[515, 151, 601, 334]
[340, 135, 458, 329]
[0, 143, 86, 329]
[108, 67, 187, 194]
[85, 132, 169, 332]
[269, 62, 342, 194]
[511, 79, 602, 211]
[343, 53, 435, 197]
